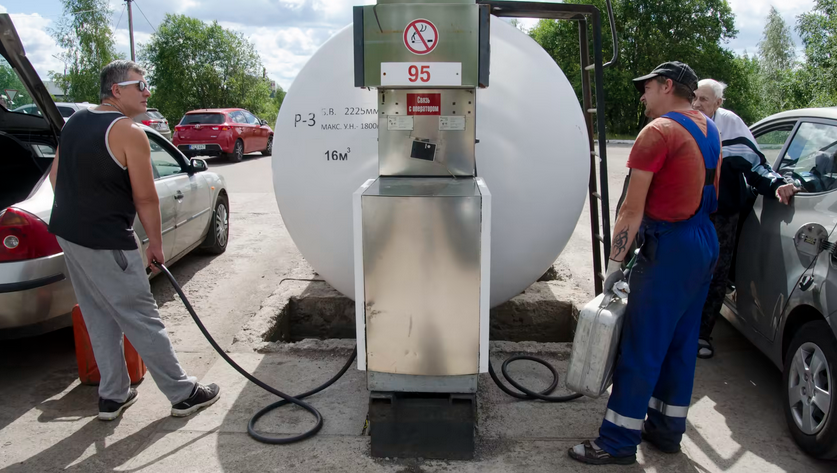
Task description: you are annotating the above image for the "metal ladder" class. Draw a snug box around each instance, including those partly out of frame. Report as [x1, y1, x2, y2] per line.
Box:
[479, 1, 618, 295]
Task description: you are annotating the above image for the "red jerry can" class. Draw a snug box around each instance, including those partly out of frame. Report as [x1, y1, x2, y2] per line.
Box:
[72, 305, 147, 385]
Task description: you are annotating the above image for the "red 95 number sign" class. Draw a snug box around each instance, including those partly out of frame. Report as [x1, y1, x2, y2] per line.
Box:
[380, 62, 462, 87]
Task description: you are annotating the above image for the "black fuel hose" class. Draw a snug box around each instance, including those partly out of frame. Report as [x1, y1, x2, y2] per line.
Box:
[489, 355, 583, 402]
[155, 262, 579, 445]
[154, 262, 356, 444]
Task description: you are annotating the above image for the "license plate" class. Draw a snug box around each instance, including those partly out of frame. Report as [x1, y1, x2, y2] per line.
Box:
[190, 144, 206, 150]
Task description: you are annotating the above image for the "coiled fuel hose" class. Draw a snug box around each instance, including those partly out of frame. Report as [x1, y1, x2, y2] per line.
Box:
[155, 262, 580, 445]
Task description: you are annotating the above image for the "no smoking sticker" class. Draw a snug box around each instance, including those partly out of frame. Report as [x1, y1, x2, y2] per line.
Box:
[403, 19, 438, 55]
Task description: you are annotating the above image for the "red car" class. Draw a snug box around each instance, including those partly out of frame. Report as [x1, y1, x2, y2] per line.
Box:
[173, 108, 273, 162]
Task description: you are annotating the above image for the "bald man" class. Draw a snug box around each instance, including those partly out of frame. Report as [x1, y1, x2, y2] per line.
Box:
[692, 79, 798, 358]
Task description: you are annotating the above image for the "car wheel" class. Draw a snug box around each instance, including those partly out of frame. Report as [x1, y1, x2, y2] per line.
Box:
[228, 140, 244, 163]
[262, 136, 273, 156]
[783, 320, 837, 459]
[200, 195, 229, 255]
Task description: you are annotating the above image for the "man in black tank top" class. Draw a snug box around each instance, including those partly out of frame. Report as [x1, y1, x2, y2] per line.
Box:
[49, 60, 220, 421]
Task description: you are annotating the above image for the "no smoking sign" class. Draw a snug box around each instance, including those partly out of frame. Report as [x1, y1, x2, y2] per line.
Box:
[403, 19, 438, 55]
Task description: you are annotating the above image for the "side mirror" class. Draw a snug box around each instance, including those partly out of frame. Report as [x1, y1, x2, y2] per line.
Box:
[260, 119, 267, 126]
[190, 158, 208, 173]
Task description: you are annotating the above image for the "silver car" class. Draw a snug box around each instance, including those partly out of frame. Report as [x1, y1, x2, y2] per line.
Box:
[0, 13, 230, 339]
[11, 101, 95, 121]
[722, 107, 837, 459]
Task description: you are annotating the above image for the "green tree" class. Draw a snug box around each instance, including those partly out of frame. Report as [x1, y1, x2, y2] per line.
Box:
[529, 0, 753, 133]
[0, 63, 34, 108]
[797, 0, 837, 107]
[49, 0, 121, 103]
[758, 6, 796, 113]
[139, 14, 273, 125]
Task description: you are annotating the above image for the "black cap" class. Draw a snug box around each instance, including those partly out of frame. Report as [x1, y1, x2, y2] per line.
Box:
[632, 61, 698, 94]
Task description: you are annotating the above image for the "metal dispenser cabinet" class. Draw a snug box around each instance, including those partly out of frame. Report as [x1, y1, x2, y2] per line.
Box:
[352, 0, 491, 460]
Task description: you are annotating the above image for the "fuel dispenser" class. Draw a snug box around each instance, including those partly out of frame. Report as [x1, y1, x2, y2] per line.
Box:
[351, 0, 491, 459]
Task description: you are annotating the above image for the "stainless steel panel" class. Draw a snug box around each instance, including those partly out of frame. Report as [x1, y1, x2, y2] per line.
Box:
[360, 4, 481, 87]
[378, 89, 475, 177]
[368, 372, 478, 393]
[362, 177, 482, 376]
[566, 292, 628, 398]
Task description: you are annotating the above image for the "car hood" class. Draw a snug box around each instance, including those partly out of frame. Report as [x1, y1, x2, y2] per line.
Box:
[0, 13, 63, 140]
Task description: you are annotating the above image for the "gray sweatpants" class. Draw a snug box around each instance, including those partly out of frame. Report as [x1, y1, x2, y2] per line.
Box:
[58, 236, 196, 404]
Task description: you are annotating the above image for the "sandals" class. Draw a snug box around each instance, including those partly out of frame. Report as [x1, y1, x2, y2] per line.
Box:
[568, 440, 636, 465]
[697, 337, 714, 359]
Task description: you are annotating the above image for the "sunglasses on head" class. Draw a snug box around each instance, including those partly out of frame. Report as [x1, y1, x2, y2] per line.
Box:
[116, 80, 148, 92]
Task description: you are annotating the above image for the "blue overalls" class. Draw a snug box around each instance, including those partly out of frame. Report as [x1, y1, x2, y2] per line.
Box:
[596, 112, 721, 457]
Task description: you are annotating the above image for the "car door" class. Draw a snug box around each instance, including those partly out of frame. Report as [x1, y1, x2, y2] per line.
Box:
[243, 110, 266, 150]
[735, 118, 837, 341]
[230, 111, 252, 153]
[147, 133, 212, 258]
[134, 139, 178, 262]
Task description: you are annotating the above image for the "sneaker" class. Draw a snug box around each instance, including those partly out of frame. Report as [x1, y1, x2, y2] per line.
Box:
[98, 388, 139, 421]
[171, 383, 221, 417]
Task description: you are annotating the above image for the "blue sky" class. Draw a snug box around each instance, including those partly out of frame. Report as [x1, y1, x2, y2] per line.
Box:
[0, 0, 816, 90]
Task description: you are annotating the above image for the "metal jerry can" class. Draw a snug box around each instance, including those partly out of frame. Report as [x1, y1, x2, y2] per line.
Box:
[566, 289, 628, 398]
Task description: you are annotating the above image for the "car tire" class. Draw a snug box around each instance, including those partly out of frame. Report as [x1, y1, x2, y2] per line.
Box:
[200, 195, 229, 255]
[261, 135, 273, 156]
[782, 320, 837, 459]
[227, 140, 244, 163]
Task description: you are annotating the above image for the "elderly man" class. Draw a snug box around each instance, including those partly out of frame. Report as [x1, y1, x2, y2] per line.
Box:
[692, 79, 798, 358]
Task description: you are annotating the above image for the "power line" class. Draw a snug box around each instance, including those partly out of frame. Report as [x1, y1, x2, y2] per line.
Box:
[132, 0, 157, 33]
[114, 3, 126, 31]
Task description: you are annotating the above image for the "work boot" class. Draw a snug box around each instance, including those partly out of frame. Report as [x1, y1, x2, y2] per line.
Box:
[99, 388, 139, 421]
[568, 440, 637, 465]
[171, 383, 221, 417]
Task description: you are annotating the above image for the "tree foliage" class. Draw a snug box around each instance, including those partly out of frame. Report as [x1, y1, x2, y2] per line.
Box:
[797, 0, 837, 107]
[139, 14, 273, 125]
[49, 0, 121, 103]
[530, 0, 741, 134]
[756, 7, 797, 114]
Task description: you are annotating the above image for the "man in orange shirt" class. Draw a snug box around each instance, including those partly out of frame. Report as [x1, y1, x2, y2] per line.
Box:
[569, 62, 720, 465]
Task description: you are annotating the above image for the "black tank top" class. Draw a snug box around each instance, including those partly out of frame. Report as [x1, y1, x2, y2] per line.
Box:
[49, 108, 138, 250]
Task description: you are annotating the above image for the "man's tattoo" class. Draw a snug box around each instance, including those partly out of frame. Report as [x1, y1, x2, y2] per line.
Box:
[612, 228, 629, 259]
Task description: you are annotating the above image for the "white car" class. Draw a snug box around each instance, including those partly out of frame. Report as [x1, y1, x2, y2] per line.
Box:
[0, 13, 230, 339]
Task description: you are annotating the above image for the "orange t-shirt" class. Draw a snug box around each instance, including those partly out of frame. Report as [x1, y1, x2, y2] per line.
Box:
[627, 110, 722, 222]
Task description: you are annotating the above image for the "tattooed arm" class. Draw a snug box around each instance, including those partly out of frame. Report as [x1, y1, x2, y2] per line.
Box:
[609, 170, 654, 262]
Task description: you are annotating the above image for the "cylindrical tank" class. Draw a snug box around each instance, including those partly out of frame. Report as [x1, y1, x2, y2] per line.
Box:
[273, 17, 589, 307]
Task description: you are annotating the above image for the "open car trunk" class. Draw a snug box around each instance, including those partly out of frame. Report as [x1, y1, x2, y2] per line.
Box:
[0, 12, 61, 211]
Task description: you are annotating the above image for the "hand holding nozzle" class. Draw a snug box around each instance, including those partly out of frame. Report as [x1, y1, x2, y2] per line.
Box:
[604, 259, 630, 299]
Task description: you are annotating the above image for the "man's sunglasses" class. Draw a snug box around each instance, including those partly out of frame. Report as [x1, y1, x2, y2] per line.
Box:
[116, 80, 148, 92]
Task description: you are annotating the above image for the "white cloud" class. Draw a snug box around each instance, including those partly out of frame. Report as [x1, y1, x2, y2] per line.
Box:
[7, 12, 64, 77]
[0, 5, 7, 14]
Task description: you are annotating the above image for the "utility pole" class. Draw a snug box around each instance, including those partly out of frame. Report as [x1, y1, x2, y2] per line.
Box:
[127, 0, 135, 61]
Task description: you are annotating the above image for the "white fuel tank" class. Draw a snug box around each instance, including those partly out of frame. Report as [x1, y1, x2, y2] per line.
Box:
[272, 17, 589, 307]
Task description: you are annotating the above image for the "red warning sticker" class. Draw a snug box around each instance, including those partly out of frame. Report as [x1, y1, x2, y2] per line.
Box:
[407, 93, 441, 115]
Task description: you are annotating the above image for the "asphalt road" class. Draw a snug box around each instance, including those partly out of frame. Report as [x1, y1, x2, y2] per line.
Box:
[0, 147, 832, 472]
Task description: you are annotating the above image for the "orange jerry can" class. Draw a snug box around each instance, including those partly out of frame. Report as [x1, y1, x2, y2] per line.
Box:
[72, 305, 147, 385]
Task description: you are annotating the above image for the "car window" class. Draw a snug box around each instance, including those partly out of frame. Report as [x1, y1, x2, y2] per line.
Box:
[57, 106, 75, 118]
[180, 113, 224, 125]
[148, 110, 164, 120]
[755, 126, 794, 168]
[230, 111, 247, 124]
[243, 111, 259, 125]
[776, 122, 837, 193]
[149, 134, 184, 178]
[0, 56, 40, 116]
